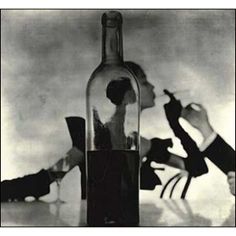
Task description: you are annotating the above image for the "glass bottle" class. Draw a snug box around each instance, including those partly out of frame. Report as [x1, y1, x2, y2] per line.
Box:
[86, 11, 140, 226]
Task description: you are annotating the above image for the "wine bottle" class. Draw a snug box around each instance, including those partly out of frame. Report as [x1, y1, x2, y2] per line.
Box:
[86, 11, 140, 226]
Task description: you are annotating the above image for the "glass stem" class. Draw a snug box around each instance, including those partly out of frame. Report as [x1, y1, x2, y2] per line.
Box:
[56, 180, 61, 201]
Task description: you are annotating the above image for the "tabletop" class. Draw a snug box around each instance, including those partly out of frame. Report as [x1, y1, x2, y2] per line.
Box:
[1, 199, 235, 227]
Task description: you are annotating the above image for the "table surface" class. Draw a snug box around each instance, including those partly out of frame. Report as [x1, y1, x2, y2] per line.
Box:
[1, 199, 235, 227]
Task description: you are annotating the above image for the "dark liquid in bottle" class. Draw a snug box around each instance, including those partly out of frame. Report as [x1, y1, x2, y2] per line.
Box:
[87, 150, 139, 226]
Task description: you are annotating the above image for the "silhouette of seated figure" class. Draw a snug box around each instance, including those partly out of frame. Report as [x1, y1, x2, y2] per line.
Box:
[93, 77, 136, 150]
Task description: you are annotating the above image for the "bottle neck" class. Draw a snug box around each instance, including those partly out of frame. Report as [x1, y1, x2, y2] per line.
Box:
[102, 26, 123, 64]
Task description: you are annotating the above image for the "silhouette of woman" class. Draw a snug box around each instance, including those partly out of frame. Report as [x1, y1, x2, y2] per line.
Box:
[93, 77, 136, 150]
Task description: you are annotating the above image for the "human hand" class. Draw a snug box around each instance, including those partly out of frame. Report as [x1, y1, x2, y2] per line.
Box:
[227, 172, 235, 196]
[181, 103, 214, 139]
[163, 90, 182, 124]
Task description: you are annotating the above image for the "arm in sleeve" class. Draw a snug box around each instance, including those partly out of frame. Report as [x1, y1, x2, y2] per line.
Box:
[163, 97, 208, 177]
[203, 135, 235, 174]
[1, 169, 51, 202]
[168, 120, 208, 177]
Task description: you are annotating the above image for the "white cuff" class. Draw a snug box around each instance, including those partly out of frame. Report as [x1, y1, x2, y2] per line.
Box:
[199, 132, 217, 151]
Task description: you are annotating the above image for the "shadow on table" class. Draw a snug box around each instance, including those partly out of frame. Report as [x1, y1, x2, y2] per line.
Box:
[163, 200, 212, 226]
[140, 203, 165, 226]
[1, 201, 69, 226]
[49, 201, 87, 226]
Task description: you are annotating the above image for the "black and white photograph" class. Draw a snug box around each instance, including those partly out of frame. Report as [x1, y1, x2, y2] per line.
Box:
[1, 9, 235, 227]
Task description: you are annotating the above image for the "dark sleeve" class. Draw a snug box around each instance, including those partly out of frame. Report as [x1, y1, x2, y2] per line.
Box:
[1, 169, 51, 202]
[203, 135, 235, 174]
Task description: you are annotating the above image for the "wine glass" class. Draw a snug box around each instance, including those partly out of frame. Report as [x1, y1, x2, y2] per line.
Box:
[51, 157, 70, 204]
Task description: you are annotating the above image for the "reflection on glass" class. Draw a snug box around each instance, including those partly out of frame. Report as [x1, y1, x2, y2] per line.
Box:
[93, 77, 136, 150]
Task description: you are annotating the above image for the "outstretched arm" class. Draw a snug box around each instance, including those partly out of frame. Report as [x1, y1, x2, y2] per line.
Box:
[1, 147, 84, 202]
[163, 90, 208, 177]
[1, 169, 51, 202]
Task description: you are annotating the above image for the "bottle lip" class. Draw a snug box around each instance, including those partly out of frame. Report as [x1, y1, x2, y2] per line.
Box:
[102, 11, 123, 27]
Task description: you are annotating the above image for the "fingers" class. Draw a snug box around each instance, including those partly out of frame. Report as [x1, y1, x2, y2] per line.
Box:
[164, 95, 181, 105]
[185, 103, 200, 111]
[181, 103, 207, 125]
[181, 107, 196, 121]
[189, 103, 203, 108]
[164, 99, 182, 113]
[185, 103, 207, 113]
[181, 107, 191, 118]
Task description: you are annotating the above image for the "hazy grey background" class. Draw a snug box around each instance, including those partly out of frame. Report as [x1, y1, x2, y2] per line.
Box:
[1, 10, 235, 202]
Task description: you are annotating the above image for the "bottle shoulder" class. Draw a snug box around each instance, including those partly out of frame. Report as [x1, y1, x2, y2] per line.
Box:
[86, 62, 140, 97]
[88, 62, 136, 81]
